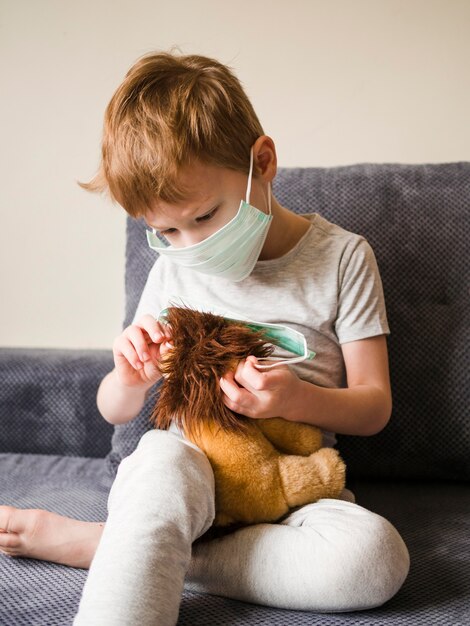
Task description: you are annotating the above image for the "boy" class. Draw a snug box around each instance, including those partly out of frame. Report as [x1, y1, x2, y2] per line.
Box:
[0, 50, 409, 625]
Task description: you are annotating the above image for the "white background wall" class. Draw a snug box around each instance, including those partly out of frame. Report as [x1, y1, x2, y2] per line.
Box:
[1, 0, 469, 349]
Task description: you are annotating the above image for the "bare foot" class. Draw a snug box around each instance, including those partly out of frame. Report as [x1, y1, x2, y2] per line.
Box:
[0, 506, 104, 569]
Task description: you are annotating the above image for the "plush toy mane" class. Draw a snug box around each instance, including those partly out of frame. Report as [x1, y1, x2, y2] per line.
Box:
[149, 307, 275, 440]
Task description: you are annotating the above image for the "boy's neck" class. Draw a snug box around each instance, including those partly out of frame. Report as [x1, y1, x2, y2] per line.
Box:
[259, 200, 311, 261]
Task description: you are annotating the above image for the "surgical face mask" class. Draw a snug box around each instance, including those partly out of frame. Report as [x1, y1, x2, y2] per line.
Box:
[158, 300, 315, 370]
[146, 147, 273, 282]
[232, 318, 316, 369]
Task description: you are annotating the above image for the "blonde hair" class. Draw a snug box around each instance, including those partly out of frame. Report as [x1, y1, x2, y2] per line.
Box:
[78, 49, 265, 217]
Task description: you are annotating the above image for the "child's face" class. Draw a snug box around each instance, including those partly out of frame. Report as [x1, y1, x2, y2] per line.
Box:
[143, 158, 269, 248]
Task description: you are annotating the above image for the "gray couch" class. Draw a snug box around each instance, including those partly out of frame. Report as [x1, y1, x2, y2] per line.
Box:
[1, 162, 469, 626]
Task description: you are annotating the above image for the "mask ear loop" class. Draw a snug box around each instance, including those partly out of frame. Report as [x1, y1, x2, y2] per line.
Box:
[246, 147, 272, 216]
[254, 340, 315, 370]
[245, 147, 254, 204]
[254, 356, 306, 370]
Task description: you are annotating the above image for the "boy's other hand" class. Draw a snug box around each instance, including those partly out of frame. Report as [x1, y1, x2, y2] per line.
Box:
[219, 356, 301, 420]
[112, 314, 172, 388]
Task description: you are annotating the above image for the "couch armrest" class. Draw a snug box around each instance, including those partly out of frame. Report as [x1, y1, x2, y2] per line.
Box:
[0, 347, 115, 458]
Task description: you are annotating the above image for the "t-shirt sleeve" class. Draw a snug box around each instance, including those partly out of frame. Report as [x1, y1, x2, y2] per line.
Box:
[335, 238, 390, 343]
[130, 259, 164, 325]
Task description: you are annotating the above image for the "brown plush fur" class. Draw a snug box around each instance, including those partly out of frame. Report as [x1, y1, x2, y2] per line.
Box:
[150, 306, 346, 527]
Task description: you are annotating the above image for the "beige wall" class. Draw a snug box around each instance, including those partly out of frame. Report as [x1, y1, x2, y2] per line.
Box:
[1, 0, 469, 349]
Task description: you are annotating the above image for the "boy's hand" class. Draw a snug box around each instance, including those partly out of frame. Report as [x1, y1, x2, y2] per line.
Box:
[219, 356, 301, 419]
[112, 314, 172, 388]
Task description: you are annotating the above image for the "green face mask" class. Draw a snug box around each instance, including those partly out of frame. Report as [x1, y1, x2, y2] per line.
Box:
[224, 317, 315, 369]
[157, 299, 315, 370]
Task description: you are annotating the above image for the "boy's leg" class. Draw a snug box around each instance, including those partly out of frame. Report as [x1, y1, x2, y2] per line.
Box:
[186, 497, 410, 612]
[74, 429, 215, 626]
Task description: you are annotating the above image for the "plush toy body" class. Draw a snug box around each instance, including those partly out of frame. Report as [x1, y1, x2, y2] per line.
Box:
[151, 307, 346, 527]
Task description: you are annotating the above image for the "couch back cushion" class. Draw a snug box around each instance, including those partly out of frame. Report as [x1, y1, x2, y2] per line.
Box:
[108, 162, 470, 480]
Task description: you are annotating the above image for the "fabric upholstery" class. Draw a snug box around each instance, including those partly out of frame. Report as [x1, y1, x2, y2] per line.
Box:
[0, 454, 111, 625]
[1, 453, 469, 625]
[118, 162, 470, 480]
[0, 348, 114, 458]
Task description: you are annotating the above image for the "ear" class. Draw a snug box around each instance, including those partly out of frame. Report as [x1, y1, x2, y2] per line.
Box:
[252, 135, 277, 182]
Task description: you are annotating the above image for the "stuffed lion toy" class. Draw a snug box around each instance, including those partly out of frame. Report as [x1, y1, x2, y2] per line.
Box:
[150, 306, 346, 528]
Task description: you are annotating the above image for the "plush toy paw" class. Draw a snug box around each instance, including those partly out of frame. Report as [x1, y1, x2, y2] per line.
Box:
[278, 447, 346, 508]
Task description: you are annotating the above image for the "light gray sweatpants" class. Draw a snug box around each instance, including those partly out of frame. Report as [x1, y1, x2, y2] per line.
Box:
[74, 429, 410, 626]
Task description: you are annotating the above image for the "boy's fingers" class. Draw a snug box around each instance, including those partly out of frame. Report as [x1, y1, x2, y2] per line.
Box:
[220, 372, 252, 406]
[220, 375, 258, 417]
[234, 357, 265, 392]
[162, 322, 173, 340]
[137, 315, 165, 343]
[219, 372, 240, 400]
[125, 325, 152, 362]
[147, 342, 160, 361]
[114, 337, 143, 370]
[133, 315, 172, 347]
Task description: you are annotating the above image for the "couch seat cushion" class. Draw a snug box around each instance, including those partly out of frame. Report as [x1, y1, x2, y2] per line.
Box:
[1, 455, 469, 625]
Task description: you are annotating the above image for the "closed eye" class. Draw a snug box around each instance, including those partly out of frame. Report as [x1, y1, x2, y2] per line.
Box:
[196, 207, 218, 223]
[158, 206, 219, 236]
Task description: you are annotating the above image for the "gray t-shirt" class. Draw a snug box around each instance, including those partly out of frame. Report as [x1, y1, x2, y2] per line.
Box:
[132, 213, 390, 447]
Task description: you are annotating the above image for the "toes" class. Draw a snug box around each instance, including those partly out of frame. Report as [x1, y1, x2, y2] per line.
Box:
[0, 531, 20, 549]
[0, 547, 19, 558]
[0, 506, 20, 533]
[0, 505, 41, 535]
[0, 506, 21, 553]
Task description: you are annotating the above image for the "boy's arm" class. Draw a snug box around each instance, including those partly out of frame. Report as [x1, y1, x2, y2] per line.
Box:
[97, 313, 168, 425]
[220, 335, 391, 437]
[97, 369, 158, 425]
[285, 335, 392, 436]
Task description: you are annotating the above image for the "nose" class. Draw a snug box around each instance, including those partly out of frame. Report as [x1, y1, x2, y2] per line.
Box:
[177, 232, 209, 248]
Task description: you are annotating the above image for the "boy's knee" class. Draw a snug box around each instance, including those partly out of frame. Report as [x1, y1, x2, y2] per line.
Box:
[108, 430, 215, 528]
[336, 508, 410, 610]
[291, 500, 409, 611]
[123, 429, 211, 475]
